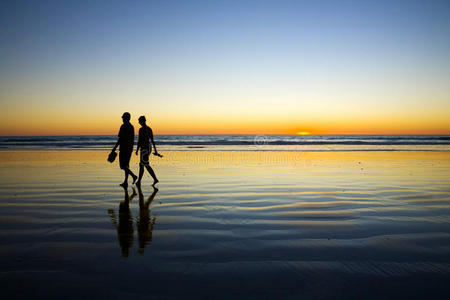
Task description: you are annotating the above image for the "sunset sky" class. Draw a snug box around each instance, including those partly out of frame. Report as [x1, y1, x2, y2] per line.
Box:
[0, 0, 449, 135]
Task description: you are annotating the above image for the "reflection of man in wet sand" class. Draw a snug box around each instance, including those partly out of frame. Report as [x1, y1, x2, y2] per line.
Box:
[136, 185, 158, 254]
[108, 186, 136, 257]
[112, 112, 138, 187]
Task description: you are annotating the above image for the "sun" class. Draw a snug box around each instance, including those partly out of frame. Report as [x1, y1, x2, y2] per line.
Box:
[296, 131, 310, 135]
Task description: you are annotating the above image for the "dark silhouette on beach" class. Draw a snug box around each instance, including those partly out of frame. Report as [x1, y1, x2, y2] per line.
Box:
[107, 186, 158, 257]
[136, 185, 158, 254]
[108, 186, 136, 257]
[112, 112, 137, 187]
[135, 115, 161, 186]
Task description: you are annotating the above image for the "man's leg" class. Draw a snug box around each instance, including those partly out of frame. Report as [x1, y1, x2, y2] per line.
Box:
[120, 151, 136, 186]
[120, 170, 128, 187]
[125, 167, 137, 184]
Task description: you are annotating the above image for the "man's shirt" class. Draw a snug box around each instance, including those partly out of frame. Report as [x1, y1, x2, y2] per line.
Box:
[118, 122, 134, 152]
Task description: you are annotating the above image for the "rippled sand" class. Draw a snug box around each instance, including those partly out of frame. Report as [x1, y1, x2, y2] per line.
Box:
[0, 150, 449, 298]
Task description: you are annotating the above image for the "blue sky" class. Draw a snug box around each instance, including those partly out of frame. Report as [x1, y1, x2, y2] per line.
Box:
[1, 0, 449, 134]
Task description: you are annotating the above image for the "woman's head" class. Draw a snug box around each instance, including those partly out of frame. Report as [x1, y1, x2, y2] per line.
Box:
[138, 115, 146, 125]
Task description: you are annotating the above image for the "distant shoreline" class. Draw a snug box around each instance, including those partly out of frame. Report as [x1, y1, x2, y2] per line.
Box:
[1, 135, 450, 151]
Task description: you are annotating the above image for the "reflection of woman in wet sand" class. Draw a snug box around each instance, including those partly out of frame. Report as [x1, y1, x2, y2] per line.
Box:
[108, 187, 136, 257]
[136, 185, 158, 254]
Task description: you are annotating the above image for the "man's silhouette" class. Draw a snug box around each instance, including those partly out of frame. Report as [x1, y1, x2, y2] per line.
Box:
[135, 115, 160, 186]
[107, 186, 136, 257]
[112, 112, 138, 187]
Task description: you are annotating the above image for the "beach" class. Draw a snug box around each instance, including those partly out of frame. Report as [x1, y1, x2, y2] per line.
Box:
[0, 149, 449, 298]
[2, 0, 450, 297]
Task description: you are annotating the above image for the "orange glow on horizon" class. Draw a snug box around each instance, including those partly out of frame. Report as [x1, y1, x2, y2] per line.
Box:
[1, 121, 449, 136]
[0, 109, 449, 136]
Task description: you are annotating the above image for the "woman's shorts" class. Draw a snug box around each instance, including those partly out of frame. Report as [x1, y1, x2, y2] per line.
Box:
[140, 147, 150, 166]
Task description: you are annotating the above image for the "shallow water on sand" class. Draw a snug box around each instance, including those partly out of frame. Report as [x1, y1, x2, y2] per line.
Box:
[0, 150, 449, 298]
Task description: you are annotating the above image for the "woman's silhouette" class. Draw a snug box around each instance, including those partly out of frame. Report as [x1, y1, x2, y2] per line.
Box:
[136, 185, 158, 254]
[135, 115, 161, 186]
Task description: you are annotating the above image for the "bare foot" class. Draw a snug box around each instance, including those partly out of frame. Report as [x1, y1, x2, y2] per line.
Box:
[152, 179, 159, 186]
[120, 182, 128, 188]
[132, 174, 138, 185]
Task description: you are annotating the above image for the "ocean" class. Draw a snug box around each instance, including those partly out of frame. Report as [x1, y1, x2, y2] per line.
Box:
[1, 134, 449, 151]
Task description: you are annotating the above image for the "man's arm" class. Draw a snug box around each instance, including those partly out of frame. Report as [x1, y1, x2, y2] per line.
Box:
[113, 127, 121, 151]
[113, 136, 120, 151]
[113, 139, 119, 151]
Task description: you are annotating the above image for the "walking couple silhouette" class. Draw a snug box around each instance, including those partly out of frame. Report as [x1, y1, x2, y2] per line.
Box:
[111, 112, 162, 187]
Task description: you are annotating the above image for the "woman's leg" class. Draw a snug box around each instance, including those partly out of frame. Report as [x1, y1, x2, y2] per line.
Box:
[145, 165, 158, 184]
[136, 164, 144, 184]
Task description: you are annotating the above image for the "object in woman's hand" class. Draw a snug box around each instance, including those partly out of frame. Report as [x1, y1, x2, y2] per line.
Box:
[153, 152, 163, 158]
[108, 150, 117, 163]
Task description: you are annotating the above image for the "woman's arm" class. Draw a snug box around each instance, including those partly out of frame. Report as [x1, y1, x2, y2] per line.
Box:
[135, 129, 141, 155]
[149, 127, 159, 154]
[135, 142, 140, 155]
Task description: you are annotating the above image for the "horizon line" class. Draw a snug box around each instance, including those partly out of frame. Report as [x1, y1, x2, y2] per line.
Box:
[1, 133, 449, 137]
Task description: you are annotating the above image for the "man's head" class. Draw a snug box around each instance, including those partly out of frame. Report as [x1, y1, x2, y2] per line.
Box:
[138, 115, 146, 126]
[122, 112, 131, 122]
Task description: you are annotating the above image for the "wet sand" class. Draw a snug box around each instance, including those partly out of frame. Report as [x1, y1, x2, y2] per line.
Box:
[0, 150, 449, 298]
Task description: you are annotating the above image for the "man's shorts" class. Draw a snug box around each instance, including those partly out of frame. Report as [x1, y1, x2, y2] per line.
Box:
[119, 151, 132, 170]
[140, 147, 150, 166]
